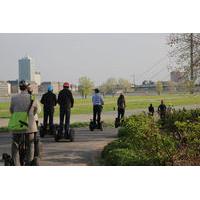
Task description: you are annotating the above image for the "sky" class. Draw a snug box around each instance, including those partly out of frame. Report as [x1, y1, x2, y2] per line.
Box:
[0, 33, 170, 86]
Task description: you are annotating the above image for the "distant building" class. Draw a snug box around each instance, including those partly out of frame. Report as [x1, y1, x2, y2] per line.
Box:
[19, 56, 35, 82]
[39, 82, 78, 94]
[39, 82, 59, 94]
[18, 55, 42, 85]
[34, 71, 41, 85]
[7, 80, 19, 94]
[170, 71, 184, 83]
[0, 81, 11, 96]
[29, 81, 39, 94]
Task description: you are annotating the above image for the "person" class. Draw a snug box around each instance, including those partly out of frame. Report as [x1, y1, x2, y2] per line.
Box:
[40, 85, 57, 132]
[148, 103, 154, 116]
[117, 93, 126, 120]
[27, 85, 41, 158]
[158, 100, 167, 119]
[57, 82, 74, 137]
[92, 88, 104, 128]
[9, 80, 37, 165]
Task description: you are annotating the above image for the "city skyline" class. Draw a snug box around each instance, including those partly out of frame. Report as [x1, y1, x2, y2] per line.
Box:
[0, 33, 170, 85]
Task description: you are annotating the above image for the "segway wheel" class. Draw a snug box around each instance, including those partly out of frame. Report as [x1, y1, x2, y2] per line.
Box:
[115, 118, 120, 128]
[31, 157, 40, 166]
[2, 153, 14, 166]
[54, 133, 60, 142]
[69, 129, 75, 142]
[39, 126, 45, 138]
[89, 121, 94, 131]
[100, 122, 103, 131]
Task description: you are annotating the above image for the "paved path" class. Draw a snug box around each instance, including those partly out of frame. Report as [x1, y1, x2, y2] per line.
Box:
[0, 128, 118, 166]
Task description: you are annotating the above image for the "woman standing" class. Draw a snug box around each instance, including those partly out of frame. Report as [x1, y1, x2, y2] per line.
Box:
[117, 93, 126, 120]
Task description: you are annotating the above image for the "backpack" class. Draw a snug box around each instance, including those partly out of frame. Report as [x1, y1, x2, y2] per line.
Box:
[8, 95, 34, 132]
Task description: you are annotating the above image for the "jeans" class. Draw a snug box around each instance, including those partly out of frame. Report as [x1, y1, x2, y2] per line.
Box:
[93, 105, 102, 126]
[43, 108, 54, 130]
[117, 108, 125, 120]
[59, 108, 71, 133]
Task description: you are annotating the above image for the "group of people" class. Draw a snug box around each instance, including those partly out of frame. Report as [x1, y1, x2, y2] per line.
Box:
[9, 79, 171, 166]
[40, 82, 74, 138]
[148, 100, 174, 119]
[9, 81, 74, 165]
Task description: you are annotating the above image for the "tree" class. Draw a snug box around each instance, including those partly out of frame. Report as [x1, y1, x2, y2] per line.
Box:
[78, 76, 94, 98]
[118, 78, 132, 93]
[167, 81, 176, 93]
[156, 81, 163, 95]
[168, 33, 200, 93]
[99, 78, 117, 95]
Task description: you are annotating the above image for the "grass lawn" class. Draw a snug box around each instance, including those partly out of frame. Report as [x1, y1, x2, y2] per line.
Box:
[1, 94, 200, 118]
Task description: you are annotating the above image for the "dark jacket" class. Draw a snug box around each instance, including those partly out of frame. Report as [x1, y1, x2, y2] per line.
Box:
[117, 97, 126, 109]
[40, 91, 57, 110]
[58, 88, 74, 109]
[158, 104, 167, 112]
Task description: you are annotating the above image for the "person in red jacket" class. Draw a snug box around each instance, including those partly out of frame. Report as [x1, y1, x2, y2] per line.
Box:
[58, 82, 74, 138]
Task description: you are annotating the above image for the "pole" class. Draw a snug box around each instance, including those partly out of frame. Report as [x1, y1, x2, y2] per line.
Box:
[190, 33, 194, 81]
[190, 33, 194, 93]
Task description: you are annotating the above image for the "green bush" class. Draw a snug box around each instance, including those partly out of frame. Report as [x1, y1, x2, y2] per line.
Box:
[102, 113, 176, 166]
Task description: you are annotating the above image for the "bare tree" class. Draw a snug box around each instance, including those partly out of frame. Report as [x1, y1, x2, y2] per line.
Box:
[168, 33, 200, 93]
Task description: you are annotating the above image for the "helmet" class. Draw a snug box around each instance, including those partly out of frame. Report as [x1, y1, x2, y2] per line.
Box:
[63, 82, 70, 88]
[94, 88, 99, 93]
[48, 85, 53, 92]
[19, 80, 29, 90]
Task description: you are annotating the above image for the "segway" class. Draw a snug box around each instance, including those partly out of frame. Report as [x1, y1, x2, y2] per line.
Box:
[114, 117, 124, 128]
[2, 133, 41, 166]
[39, 123, 57, 138]
[89, 120, 103, 131]
[54, 126, 75, 142]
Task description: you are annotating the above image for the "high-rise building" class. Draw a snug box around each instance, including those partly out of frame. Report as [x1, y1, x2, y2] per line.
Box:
[18, 55, 42, 85]
[19, 56, 35, 82]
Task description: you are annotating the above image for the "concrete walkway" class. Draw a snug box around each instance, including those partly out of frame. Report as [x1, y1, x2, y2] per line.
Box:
[0, 128, 118, 166]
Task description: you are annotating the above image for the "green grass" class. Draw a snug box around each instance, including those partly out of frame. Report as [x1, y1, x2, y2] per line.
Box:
[1, 94, 200, 118]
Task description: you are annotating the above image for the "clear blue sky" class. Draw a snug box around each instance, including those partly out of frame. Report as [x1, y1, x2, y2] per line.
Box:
[0, 33, 170, 85]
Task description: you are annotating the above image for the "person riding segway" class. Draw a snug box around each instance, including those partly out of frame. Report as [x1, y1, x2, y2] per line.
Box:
[55, 82, 74, 142]
[3, 80, 40, 166]
[40, 85, 57, 137]
[90, 88, 104, 131]
[115, 93, 126, 128]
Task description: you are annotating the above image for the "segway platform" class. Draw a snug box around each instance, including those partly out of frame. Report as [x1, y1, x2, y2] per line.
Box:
[114, 117, 124, 128]
[89, 120, 103, 131]
[54, 128, 75, 142]
[39, 123, 58, 138]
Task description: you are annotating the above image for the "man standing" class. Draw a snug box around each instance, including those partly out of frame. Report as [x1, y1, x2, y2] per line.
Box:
[158, 100, 167, 120]
[58, 82, 74, 138]
[92, 88, 104, 128]
[9, 80, 33, 165]
[40, 85, 57, 133]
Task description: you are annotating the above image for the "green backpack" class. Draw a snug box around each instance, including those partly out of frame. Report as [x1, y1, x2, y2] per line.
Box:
[8, 95, 34, 132]
[8, 112, 29, 132]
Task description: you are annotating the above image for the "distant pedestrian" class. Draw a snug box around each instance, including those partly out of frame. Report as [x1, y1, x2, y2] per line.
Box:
[148, 103, 154, 116]
[117, 93, 126, 120]
[158, 100, 167, 120]
[92, 88, 104, 128]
